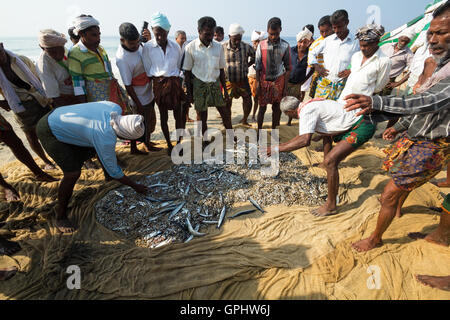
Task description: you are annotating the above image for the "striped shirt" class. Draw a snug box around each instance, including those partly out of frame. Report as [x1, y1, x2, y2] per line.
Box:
[223, 40, 255, 83]
[68, 42, 113, 96]
[255, 39, 291, 81]
[370, 73, 449, 141]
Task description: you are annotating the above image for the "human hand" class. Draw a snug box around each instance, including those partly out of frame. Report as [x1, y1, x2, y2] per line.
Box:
[315, 65, 329, 77]
[382, 127, 399, 141]
[343, 94, 373, 116]
[133, 183, 149, 195]
[142, 29, 152, 42]
[338, 69, 351, 79]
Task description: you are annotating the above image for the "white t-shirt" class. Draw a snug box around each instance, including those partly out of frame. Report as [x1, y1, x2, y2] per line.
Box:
[299, 99, 361, 136]
[36, 51, 74, 98]
[115, 45, 153, 106]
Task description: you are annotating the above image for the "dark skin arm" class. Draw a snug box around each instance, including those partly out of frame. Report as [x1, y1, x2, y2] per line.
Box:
[185, 70, 193, 103]
[338, 69, 351, 79]
[267, 133, 313, 156]
[51, 95, 80, 108]
[117, 175, 148, 194]
[343, 94, 373, 116]
[312, 64, 329, 77]
[75, 95, 88, 104]
[0, 100, 11, 111]
[125, 85, 144, 113]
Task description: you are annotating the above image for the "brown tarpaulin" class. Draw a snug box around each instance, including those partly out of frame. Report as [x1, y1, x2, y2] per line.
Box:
[0, 125, 449, 300]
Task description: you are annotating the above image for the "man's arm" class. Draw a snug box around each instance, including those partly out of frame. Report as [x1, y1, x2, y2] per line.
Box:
[125, 86, 144, 112]
[344, 78, 450, 116]
[220, 69, 230, 103]
[282, 45, 292, 96]
[0, 100, 11, 111]
[268, 134, 313, 156]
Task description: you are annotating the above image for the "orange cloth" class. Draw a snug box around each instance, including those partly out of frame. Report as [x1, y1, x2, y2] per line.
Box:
[131, 73, 150, 87]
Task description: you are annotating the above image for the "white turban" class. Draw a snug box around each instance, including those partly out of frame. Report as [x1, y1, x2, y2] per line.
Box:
[229, 23, 245, 36]
[296, 29, 313, 43]
[39, 29, 67, 48]
[110, 112, 145, 140]
[72, 15, 100, 36]
[400, 28, 416, 41]
[251, 30, 268, 42]
[259, 31, 268, 41]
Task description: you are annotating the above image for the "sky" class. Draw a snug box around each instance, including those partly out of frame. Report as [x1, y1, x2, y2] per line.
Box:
[0, 0, 434, 38]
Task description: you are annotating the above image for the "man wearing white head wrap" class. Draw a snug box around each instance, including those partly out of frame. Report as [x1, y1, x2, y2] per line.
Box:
[222, 23, 255, 126]
[296, 29, 313, 43]
[72, 14, 100, 37]
[248, 31, 264, 121]
[36, 101, 149, 233]
[36, 30, 79, 108]
[381, 27, 415, 96]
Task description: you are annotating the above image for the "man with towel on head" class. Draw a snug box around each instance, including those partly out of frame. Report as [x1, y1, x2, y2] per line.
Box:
[36, 101, 149, 233]
[0, 43, 56, 170]
[68, 15, 128, 111]
[286, 28, 315, 126]
[116, 22, 160, 154]
[223, 23, 255, 127]
[248, 30, 267, 122]
[142, 12, 185, 155]
[36, 29, 79, 108]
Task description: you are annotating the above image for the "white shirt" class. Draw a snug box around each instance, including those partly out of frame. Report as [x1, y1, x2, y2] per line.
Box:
[337, 49, 391, 104]
[408, 44, 432, 88]
[36, 51, 74, 98]
[115, 45, 154, 106]
[142, 39, 182, 78]
[299, 99, 361, 136]
[308, 32, 360, 83]
[183, 38, 226, 83]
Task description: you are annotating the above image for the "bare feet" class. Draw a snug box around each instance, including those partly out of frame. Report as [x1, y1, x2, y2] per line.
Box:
[0, 238, 21, 256]
[130, 148, 149, 156]
[0, 267, 18, 281]
[352, 237, 384, 253]
[415, 275, 450, 291]
[55, 218, 77, 234]
[44, 163, 56, 171]
[310, 204, 338, 217]
[408, 230, 449, 247]
[3, 185, 20, 202]
[35, 172, 58, 183]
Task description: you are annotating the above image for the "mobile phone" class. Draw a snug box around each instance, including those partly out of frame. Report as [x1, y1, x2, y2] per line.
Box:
[140, 21, 149, 43]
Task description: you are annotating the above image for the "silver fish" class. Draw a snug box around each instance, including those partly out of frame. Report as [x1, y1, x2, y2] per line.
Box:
[217, 206, 227, 229]
[168, 202, 186, 220]
[195, 186, 206, 196]
[128, 206, 137, 210]
[115, 191, 124, 198]
[186, 218, 207, 237]
[229, 209, 257, 219]
[185, 184, 191, 195]
[198, 178, 210, 182]
[218, 172, 224, 179]
[202, 220, 219, 225]
[249, 197, 265, 213]
[156, 205, 178, 215]
[184, 224, 200, 243]
[199, 213, 211, 218]
[154, 238, 172, 249]
[148, 184, 169, 188]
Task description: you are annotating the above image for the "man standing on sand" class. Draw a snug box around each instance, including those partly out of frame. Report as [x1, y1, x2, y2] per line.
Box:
[348, 1, 450, 253]
[286, 28, 314, 126]
[0, 43, 56, 170]
[36, 30, 79, 108]
[274, 24, 390, 217]
[309, 10, 359, 101]
[223, 23, 255, 127]
[248, 30, 267, 122]
[116, 23, 160, 154]
[183, 16, 232, 149]
[255, 17, 291, 133]
[309, 15, 334, 99]
[36, 101, 149, 234]
[142, 12, 185, 155]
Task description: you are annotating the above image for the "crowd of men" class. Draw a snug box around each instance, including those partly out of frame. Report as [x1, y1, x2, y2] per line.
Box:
[0, 3, 449, 290]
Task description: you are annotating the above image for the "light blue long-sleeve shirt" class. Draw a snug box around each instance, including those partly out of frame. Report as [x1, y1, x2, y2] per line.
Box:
[47, 101, 124, 179]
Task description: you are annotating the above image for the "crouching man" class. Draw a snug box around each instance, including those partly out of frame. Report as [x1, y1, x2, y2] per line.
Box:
[36, 101, 149, 233]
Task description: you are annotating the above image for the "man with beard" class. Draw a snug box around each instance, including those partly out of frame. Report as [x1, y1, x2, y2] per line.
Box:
[347, 1, 450, 254]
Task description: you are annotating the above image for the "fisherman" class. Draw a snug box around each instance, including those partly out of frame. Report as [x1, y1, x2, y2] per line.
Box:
[36, 101, 149, 233]
[68, 27, 80, 47]
[223, 23, 255, 127]
[308, 15, 334, 99]
[309, 10, 360, 101]
[0, 113, 56, 200]
[214, 26, 225, 43]
[183, 16, 232, 149]
[347, 1, 450, 253]
[142, 12, 185, 155]
[115, 22, 160, 154]
[68, 15, 128, 110]
[255, 17, 291, 133]
[248, 30, 267, 122]
[273, 24, 390, 217]
[286, 28, 314, 126]
[36, 29, 79, 108]
[0, 42, 56, 170]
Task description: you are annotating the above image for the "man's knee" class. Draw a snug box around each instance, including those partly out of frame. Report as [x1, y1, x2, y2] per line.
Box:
[380, 181, 405, 206]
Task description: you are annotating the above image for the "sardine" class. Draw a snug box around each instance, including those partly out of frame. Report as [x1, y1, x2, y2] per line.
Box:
[199, 213, 211, 218]
[195, 186, 206, 196]
[229, 209, 257, 219]
[115, 191, 124, 198]
[184, 224, 200, 243]
[148, 184, 169, 188]
[156, 205, 178, 215]
[198, 178, 210, 182]
[249, 197, 266, 213]
[217, 206, 226, 229]
[128, 205, 136, 210]
[202, 220, 219, 225]
[186, 218, 207, 237]
[168, 202, 186, 220]
[185, 184, 191, 195]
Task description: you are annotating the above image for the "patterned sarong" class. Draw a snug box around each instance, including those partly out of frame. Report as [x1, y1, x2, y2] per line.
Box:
[153, 76, 185, 111]
[225, 81, 251, 99]
[314, 76, 347, 101]
[258, 75, 285, 106]
[248, 76, 258, 98]
[192, 77, 225, 112]
[383, 134, 450, 191]
[86, 79, 129, 114]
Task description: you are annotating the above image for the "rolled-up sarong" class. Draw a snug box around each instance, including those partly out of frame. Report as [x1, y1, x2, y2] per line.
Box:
[153, 76, 185, 110]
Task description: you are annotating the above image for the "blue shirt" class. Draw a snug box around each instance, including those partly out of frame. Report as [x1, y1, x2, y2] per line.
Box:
[289, 47, 309, 84]
[48, 101, 124, 179]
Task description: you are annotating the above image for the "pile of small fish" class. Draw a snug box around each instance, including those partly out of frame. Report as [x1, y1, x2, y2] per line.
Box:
[95, 152, 327, 249]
